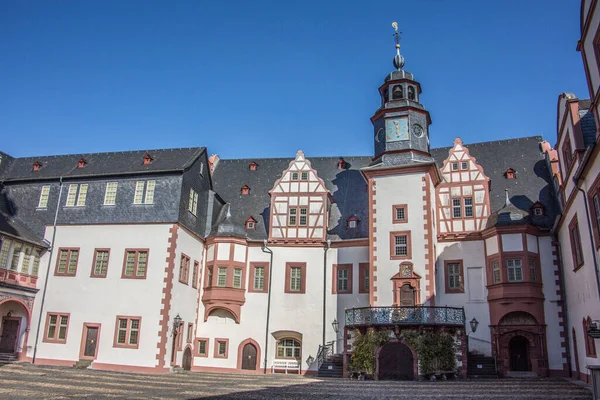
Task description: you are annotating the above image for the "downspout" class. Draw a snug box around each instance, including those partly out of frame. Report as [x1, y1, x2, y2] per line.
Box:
[322, 239, 330, 347]
[32, 176, 64, 364]
[261, 240, 274, 374]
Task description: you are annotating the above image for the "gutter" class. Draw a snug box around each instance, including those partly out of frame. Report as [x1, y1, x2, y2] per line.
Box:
[261, 240, 274, 374]
[322, 240, 331, 347]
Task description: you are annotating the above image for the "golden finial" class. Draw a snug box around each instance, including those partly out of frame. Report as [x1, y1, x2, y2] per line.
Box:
[392, 22, 404, 70]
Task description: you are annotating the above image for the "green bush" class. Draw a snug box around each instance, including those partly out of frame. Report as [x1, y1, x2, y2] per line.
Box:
[401, 330, 456, 375]
[349, 330, 390, 374]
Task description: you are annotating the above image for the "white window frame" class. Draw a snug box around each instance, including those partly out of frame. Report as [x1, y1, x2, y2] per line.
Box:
[337, 268, 349, 292]
[0, 239, 13, 269]
[103, 182, 118, 205]
[452, 198, 461, 218]
[447, 263, 461, 289]
[394, 235, 408, 256]
[290, 267, 302, 291]
[38, 185, 51, 208]
[217, 267, 227, 287]
[464, 197, 473, 217]
[133, 180, 156, 205]
[492, 260, 500, 284]
[507, 259, 523, 282]
[253, 266, 265, 290]
[65, 184, 88, 207]
[233, 268, 242, 289]
[188, 188, 198, 215]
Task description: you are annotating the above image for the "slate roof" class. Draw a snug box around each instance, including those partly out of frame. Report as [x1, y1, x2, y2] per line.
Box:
[213, 136, 558, 240]
[578, 99, 597, 148]
[0, 211, 48, 247]
[1, 147, 206, 182]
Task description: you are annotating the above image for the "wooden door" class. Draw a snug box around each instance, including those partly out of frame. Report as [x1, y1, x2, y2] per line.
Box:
[0, 319, 20, 353]
[400, 284, 415, 306]
[509, 336, 530, 371]
[182, 348, 192, 371]
[378, 342, 414, 380]
[83, 327, 98, 357]
[241, 343, 257, 370]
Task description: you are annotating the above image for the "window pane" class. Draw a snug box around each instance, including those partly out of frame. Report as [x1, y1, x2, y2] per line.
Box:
[217, 267, 227, 287]
[0, 239, 12, 268]
[104, 182, 118, 205]
[199, 341, 206, 354]
[57, 249, 68, 273]
[134, 181, 145, 204]
[77, 184, 88, 206]
[66, 184, 78, 206]
[125, 252, 136, 276]
[47, 325, 56, 339]
[396, 207, 405, 220]
[144, 180, 156, 204]
[136, 251, 148, 276]
[254, 267, 265, 290]
[38, 185, 51, 208]
[10, 242, 22, 271]
[67, 250, 78, 274]
[233, 268, 242, 288]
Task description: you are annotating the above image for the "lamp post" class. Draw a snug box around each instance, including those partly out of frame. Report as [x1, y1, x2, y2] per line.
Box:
[332, 319, 339, 335]
[470, 317, 479, 333]
[171, 314, 182, 365]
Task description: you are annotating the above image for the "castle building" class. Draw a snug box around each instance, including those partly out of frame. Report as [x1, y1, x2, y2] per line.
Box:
[0, 13, 597, 380]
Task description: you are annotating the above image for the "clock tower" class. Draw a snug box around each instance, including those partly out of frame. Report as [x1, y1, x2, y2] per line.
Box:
[371, 25, 433, 167]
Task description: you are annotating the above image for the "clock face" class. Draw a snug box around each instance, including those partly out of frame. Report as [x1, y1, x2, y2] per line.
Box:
[385, 117, 409, 142]
[412, 124, 424, 138]
[375, 128, 385, 143]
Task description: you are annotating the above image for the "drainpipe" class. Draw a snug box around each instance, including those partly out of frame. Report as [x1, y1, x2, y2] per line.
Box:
[32, 176, 64, 364]
[322, 239, 331, 347]
[261, 240, 274, 374]
[573, 180, 600, 301]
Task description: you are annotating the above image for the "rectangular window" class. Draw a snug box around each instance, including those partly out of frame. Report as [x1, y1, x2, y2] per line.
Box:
[133, 180, 156, 204]
[197, 339, 208, 356]
[452, 198, 461, 218]
[179, 254, 190, 285]
[359, 263, 370, 294]
[594, 194, 600, 238]
[445, 260, 464, 293]
[253, 266, 265, 291]
[65, 184, 78, 206]
[44, 313, 69, 343]
[92, 249, 110, 277]
[187, 323, 193, 343]
[570, 217, 584, 268]
[20, 246, 31, 274]
[392, 204, 408, 223]
[188, 189, 198, 215]
[461, 161, 468, 170]
[10, 242, 22, 271]
[464, 198, 473, 217]
[291, 172, 299, 180]
[104, 182, 118, 205]
[528, 258, 536, 283]
[206, 267, 213, 288]
[299, 207, 308, 226]
[507, 259, 523, 282]
[301, 171, 308, 180]
[0, 239, 12, 268]
[31, 249, 41, 276]
[38, 185, 50, 208]
[215, 339, 228, 358]
[114, 317, 141, 348]
[217, 267, 227, 287]
[394, 235, 407, 256]
[122, 249, 149, 279]
[65, 183, 88, 207]
[290, 267, 301, 291]
[288, 208, 297, 226]
[285, 263, 306, 293]
[562, 137, 573, 172]
[452, 162, 459, 171]
[492, 260, 500, 284]
[55, 248, 79, 276]
[334, 264, 352, 294]
[233, 268, 243, 288]
[192, 261, 199, 289]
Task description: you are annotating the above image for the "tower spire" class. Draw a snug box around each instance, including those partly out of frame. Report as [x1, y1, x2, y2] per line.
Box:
[392, 22, 404, 70]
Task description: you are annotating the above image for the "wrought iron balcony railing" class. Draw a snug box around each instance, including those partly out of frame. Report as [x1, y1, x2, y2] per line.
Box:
[345, 306, 465, 328]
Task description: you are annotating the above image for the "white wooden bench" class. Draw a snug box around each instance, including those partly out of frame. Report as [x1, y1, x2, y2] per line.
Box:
[271, 359, 300, 374]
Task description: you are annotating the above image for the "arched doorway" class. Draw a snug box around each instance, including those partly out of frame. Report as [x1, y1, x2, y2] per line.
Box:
[241, 343, 257, 370]
[182, 347, 192, 371]
[377, 341, 415, 380]
[509, 336, 530, 371]
[0, 298, 31, 358]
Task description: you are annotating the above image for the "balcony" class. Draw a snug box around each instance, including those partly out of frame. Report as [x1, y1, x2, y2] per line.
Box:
[345, 306, 465, 328]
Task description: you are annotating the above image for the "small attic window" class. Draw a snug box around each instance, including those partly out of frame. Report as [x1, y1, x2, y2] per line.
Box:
[338, 158, 347, 169]
[77, 158, 87, 168]
[531, 202, 544, 217]
[32, 161, 42, 171]
[347, 216, 359, 229]
[451, 162, 459, 171]
[245, 217, 257, 230]
[249, 161, 258, 171]
[241, 185, 250, 195]
[505, 168, 516, 179]
[143, 153, 153, 165]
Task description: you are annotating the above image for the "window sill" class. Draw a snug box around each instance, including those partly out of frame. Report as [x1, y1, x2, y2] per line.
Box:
[121, 275, 147, 280]
[113, 344, 140, 349]
[42, 338, 67, 344]
[36, 207, 48, 211]
[54, 273, 77, 277]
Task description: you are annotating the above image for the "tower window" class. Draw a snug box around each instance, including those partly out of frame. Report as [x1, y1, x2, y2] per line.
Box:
[392, 85, 404, 100]
[407, 86, 416, 100]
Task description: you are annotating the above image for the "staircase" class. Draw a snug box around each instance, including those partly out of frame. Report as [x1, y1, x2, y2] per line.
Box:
[73, 359, 93, 369]
[317, 353, 343, 378]
[467, 352, 498, 378]
[0, 353, 18, 364]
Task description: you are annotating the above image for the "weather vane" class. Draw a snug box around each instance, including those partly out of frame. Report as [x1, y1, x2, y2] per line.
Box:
[392, 21, 405, 70]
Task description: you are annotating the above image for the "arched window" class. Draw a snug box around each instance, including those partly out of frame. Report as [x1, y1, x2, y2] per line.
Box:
[407, 86, 416, 100]
[399, 284, 415, 306]
[277, 338, 301, 359]
[392, 85, 404, 100]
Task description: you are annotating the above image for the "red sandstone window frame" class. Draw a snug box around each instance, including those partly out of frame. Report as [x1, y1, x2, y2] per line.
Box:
[392, 204, 408, 223]
[249, 262, 270, 293]
[179, 253, 190, 285]
[584, 317, 597, 357]
[389, 231, 412, 260]
[186, 323, 193, 343]
[113, 316, 141, 349]
[90, 248, 110, 278]
[332, 264, 353, 294]
[43, 312, 70, 344]
[444, 260, 464, 294]
[121, 249, 150, 279]
[196, 338, 209, 357]
[214, 338, 229, 358]
[569, 215, 585, 270]
[192, 260, 199, 289]
[54, 248, 80, 277]
[285, 262, 306, 294]
[358, 263, 370, 294]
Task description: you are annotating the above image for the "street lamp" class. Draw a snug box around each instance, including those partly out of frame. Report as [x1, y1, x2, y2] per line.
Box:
[173, 314, 182, 330]
[470, 317, 479, 333]
[306, 355, 314, 366]
[332, 319, 339, 334]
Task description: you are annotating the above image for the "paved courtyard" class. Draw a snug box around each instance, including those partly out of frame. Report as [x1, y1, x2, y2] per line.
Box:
[0, 363, 593, 399]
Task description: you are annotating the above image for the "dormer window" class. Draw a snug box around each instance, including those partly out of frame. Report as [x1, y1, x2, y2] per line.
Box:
[246, 217, 257, 230]
[407, 86, 416, 100]
[338, 158, 347, 170]
[143, 153, 153, 165]
[249, 161, 258, 171]
[452, 162, 459, 171]
[77, 158, 87, 169]
[391, 85, 404, 100]
[531, 202, 544, 217]
[347, 216, 359, 229]
[291, 172, 299, 180]
[505, 168, 516, 179]
[241, 185, 250, 195]
[461, 161, 468, 170]
[301, 172, 308, 180]
[32, 161, 42, 172]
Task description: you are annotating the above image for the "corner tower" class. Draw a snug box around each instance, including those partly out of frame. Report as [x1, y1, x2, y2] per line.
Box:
[371, 23, 433, 167]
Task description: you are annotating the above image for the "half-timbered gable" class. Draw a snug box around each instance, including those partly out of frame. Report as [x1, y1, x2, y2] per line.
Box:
[268, 150, 330, 243]
[436, 137, 491, 236]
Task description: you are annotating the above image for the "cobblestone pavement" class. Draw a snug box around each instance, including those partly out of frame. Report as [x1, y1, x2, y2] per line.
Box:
[0, 363, 592, 399]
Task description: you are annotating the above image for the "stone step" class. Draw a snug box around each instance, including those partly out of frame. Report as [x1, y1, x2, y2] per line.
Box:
[73, 359, 92, 369]
[0, 353, 17, 362]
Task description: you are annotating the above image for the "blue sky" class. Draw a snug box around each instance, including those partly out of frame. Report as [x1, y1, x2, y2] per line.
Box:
[0, 0, 589, 159]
